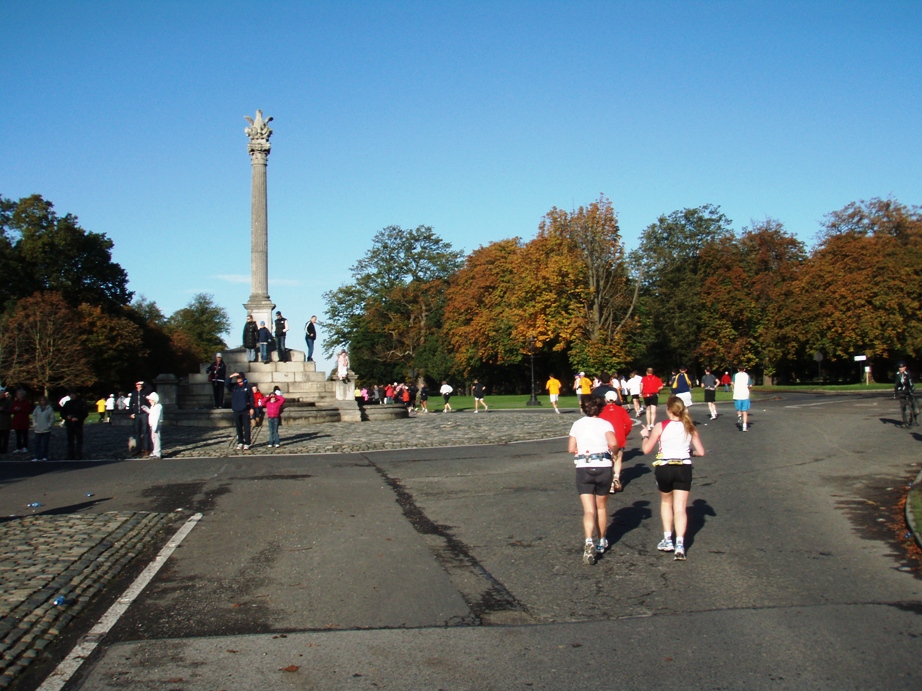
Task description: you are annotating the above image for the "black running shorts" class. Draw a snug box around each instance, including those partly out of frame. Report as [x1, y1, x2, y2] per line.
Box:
[654, 464, 693, 493]
[575, 467, 614, 496]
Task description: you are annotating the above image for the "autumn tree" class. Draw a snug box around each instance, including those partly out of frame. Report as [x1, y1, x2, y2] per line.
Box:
[443, 196, 638, 379]
[0, 292, 94, 395]
[323, 225, 463, 381]
[697, 219, 806, 379]
[536, 196, 638, 373]
[633, 204, 733, 373]
[78, 304, 147, 389]
[782, 199, 922, 380]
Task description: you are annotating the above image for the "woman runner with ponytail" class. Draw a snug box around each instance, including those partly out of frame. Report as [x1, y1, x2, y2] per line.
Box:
[638, 396, 705, 560]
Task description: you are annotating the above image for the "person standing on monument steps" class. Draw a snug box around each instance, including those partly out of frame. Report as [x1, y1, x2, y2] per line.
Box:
[206, 354, 227, 407]
[257, 321, 272, 362]
[304, 315, 318, 362]
[275, 311, 289, 362]
[242, 314, 259, 363]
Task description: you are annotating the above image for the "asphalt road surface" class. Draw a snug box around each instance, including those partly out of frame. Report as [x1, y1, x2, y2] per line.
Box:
[3, 392, 921, 690]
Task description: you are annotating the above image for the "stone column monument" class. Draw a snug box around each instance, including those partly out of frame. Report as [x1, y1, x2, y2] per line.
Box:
[243, 110, 276, 329]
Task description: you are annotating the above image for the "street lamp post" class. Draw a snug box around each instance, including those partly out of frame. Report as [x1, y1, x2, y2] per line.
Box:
[527, 337, 541, 406]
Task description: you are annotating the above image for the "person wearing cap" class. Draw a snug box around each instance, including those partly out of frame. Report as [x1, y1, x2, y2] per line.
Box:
[599, 389, 633, 493]
[274, 311, 290, 362]
[147, 392, 163, 458]
[61, 392, 89, 460]
[894, 361, 919, 424]
[128, 380, 154, 456]
[257, 321, 272, 362]
[206, 354, 227, 408]
[230, 374, 255, 450]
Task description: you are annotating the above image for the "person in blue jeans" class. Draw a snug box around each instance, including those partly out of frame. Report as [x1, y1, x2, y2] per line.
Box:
[304, 315, 317, 362]
[32, 396, 55, 461]
[229, 374, 255, 449]
[264, 390, 285, 447]
[257, 321, 272, 362]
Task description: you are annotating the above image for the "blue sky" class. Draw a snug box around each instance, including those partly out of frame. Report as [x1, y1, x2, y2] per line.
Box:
[2, 1, 920, 376]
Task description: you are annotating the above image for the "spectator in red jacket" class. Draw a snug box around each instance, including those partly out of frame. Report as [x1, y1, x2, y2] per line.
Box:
[10, 389, 34, 454]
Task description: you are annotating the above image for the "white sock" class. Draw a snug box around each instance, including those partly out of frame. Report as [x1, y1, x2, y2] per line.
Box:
[664, 532, 672, 542]
[676, 538, 684, 548]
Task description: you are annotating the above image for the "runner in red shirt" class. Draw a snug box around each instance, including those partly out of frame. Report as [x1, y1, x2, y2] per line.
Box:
[641, 367, 664, 430]
[599, 390, 634, 493]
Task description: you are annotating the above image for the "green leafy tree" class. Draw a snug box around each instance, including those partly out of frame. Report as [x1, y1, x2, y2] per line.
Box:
[323, 225, 463, 380]
[1, 194, 132, 309]
[166, 293, 230, 363]
[633, 204, 733, 373]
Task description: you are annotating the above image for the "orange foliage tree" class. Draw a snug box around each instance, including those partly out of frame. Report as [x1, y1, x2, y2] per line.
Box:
[697, 219, 806, 378]
[782, 199, 922, 377]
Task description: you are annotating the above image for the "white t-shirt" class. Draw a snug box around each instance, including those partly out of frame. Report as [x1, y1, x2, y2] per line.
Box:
[627, 375, 642, 396]
[569, 416, 615, 466]
[656, 419, 693, 464]
[732, 371, 751, 400]
[439, 384, 453, 396]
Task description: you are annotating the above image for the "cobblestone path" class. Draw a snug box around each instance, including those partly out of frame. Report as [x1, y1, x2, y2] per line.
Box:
[3, 409, 575, 462]
[0, 512, 175, 688]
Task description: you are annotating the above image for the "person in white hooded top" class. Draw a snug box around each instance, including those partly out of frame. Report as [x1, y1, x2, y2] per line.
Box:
[147, 392, 164, 459]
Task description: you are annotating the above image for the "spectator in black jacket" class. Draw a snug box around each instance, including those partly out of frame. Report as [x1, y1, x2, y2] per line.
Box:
[128, 380, 154, 456]
[61, 392, 89, 460]
[242, 315, 259, 363]
[206, 354, 227, 407]
[229, 374, 255, 450]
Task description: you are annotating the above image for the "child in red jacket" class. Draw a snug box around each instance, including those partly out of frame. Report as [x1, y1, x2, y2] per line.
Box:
[264, 390, 285, 448]
[599, 390, 633, 493]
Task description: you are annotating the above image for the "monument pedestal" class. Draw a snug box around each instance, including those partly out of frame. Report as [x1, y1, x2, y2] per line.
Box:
[243, 297, 276, 335]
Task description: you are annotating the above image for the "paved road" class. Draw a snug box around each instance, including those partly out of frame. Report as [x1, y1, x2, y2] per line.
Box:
[2, 393, 921, 689]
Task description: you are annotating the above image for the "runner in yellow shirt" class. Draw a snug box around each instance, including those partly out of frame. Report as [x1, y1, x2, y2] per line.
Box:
[545, 374, 562, 414]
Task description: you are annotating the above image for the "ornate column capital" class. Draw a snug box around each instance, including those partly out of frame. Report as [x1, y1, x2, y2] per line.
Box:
[244, 110, 273, 162]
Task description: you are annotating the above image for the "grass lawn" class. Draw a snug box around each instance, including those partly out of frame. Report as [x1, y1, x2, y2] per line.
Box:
[426, 383, 891, 411]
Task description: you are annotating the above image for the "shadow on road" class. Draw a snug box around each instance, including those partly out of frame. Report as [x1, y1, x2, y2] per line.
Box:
[619, 458, 650, 491]
[686, 498, 716, 549]
[605, 500, 652, 546]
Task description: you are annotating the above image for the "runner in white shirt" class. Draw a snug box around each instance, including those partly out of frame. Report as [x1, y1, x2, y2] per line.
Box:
[732, 366, 752, 431]
[627, 371, 643, 418]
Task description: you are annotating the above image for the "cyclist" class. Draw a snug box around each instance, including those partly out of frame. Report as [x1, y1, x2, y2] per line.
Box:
[894, 361, 919, 427]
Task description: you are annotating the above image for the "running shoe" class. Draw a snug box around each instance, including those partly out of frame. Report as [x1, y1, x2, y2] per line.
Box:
[243, 445, 250, 451]
[674, 545, 687, 561]
[657, 538, 675, 552]
[236, 444, 243, 450]
[596, 538, 609, 554]
[737, 414, 742, 424]
[583, 541, 597, 565]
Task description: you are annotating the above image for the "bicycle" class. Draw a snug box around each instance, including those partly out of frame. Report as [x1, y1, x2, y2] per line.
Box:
[897, 393, 919, 428]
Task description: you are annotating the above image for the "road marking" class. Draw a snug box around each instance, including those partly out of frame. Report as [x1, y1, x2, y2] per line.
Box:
[784, 400, 843, 409]
[36, 512, 203, 691]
